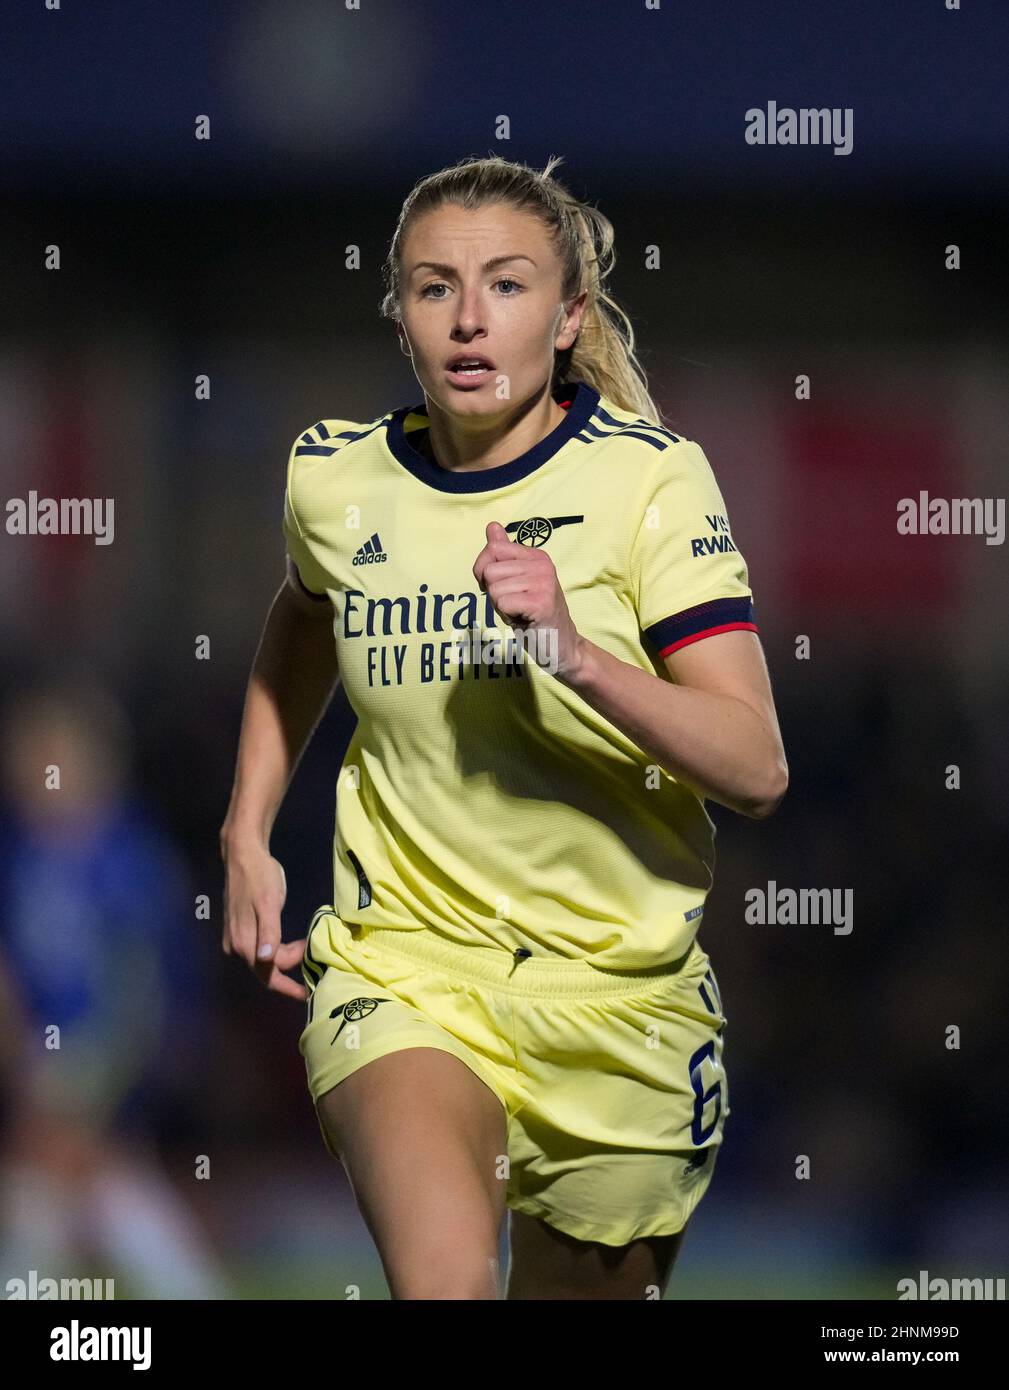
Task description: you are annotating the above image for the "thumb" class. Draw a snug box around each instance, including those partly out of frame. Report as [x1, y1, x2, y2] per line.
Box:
[486, 521, 508, 541]
[274, 938, 306, 969]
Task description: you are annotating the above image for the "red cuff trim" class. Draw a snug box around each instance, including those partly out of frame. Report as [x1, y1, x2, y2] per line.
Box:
[657, 621, 758, 657]
[644, 596, 756, 656]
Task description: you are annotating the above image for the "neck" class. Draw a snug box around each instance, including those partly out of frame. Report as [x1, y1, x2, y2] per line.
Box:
[421, 383, 567, 473]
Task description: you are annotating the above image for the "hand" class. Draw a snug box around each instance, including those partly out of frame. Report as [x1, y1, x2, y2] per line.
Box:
[472, 521, 585, 680]
[220, 840, 307, 1000]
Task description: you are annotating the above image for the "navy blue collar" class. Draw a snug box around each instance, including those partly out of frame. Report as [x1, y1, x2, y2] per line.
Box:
[383, 380, 600, 494]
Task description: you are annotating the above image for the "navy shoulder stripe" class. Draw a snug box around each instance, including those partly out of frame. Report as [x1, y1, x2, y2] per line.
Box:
[295, 417, 388, 458]
[644, 597, 758, 658]
[574, 408, 683, 451]
[593, 404, 683, 444]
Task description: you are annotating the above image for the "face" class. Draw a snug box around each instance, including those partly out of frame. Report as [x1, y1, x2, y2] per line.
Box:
[397, 201, 585, 418]
[1, 697, 124, 828]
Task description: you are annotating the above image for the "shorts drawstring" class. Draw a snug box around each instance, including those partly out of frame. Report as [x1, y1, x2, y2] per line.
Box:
[509, 946, 532, 977]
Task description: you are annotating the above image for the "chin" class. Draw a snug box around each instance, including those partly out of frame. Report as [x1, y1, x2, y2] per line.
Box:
[429, 382, 507, 415]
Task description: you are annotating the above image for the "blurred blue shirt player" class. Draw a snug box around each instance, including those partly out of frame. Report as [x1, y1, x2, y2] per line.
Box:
[0, 677, 228, 1299]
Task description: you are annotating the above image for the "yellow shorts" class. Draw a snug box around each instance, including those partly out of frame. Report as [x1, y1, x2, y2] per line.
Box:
[299, 907, 729, 1248]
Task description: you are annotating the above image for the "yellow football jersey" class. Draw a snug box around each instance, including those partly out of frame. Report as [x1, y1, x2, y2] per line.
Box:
[282, 380, 757, 970]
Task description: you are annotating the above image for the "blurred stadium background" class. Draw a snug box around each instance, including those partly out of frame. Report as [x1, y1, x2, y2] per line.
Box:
[1, 0, 1007, 1299]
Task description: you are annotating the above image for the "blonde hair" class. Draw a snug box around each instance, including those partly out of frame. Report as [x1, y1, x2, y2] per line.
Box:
[380, 153, 667, 427]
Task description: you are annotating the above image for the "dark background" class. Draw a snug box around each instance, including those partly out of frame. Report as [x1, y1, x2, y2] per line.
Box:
[1, 0, 1006, 1298]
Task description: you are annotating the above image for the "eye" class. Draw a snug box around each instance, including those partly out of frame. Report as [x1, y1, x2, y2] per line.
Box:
[418, 278, 524, 299]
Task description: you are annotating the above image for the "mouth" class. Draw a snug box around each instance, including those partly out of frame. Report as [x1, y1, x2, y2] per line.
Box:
[445, 355, 495, 387]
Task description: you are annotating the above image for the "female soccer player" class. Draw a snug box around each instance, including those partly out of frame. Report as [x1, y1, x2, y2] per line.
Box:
[220, 154, 788, 1301]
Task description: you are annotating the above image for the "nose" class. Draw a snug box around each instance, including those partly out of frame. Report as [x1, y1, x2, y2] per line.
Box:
[451, 282, 488, 340]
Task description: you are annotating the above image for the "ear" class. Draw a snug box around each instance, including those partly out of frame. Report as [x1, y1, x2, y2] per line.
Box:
[556, 288, 588, 352]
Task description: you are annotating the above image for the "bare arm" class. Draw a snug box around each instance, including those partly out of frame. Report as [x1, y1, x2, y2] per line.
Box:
[472, 523, 787, 821]
[219, 560, 339, 997]
[561, 629, 788, 819]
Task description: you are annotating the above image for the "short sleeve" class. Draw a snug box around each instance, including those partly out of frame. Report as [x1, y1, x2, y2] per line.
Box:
[629, 438, 758, 658]
[282, 431, 331, 601]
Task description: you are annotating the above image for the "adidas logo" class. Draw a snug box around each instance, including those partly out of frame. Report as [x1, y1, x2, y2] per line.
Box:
[352, 531, 388, 566]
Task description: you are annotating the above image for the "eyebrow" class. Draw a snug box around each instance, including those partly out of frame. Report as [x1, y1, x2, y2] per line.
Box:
[409, 254, 537, 278]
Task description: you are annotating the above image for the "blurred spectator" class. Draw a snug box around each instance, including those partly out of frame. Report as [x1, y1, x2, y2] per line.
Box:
[0, 676, 231, 1298]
